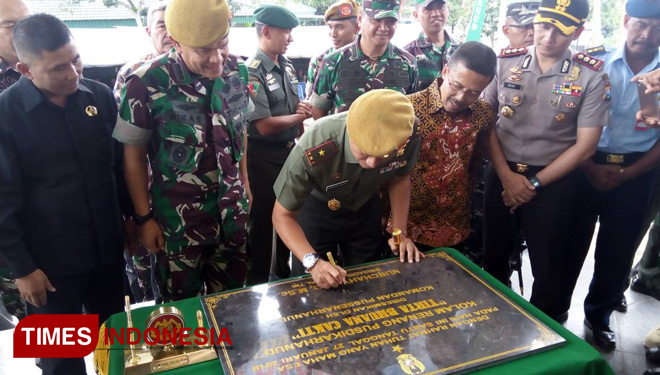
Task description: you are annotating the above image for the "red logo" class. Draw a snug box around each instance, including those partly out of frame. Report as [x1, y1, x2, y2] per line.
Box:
[339, 4, 352, 16]
[14, 314, 99, 358]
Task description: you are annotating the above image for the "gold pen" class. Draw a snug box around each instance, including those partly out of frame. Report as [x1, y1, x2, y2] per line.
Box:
[326, 251, 347, 293]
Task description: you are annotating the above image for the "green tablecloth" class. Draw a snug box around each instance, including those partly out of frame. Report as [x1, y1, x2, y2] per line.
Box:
[103, 248, 614, 375]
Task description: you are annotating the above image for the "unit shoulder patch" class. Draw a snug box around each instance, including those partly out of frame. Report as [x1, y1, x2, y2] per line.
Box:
[305, 139, 338, 167]
[573, 52, 604, 71]
[584, 45, 607, 55]
[499, 47, 527, 58]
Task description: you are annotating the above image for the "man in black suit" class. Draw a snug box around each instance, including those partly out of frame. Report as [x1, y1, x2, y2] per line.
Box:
[0, 14, 125, 375]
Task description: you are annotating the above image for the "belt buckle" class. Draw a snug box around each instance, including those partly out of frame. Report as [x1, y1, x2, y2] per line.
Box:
[516, 163, 528, 173]
[606, 154, 624, 164]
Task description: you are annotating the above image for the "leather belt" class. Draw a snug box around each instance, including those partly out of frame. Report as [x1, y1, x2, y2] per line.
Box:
[506, 161, 546, 176]
[593, 151, 645, 167]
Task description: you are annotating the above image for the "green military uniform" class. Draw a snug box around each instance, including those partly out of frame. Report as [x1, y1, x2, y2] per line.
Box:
[310, 35, 419, 114]
[0, 58, 25, 320]
[113, 50, 251, 302]
[246, 5, 302, 285]
[274, 111, 420, 274]
[306, 47, 334, 98]
[404, 31, 460, 91]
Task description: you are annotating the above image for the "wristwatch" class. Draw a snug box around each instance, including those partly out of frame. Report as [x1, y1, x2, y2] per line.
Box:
[302, 253, 320, 273]
[134, 210, 154, 226]
[528, 175, 543, 189]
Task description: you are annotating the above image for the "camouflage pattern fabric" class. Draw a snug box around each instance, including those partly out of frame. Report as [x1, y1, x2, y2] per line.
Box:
[0, 58, 25, 320]
[0, 58, 20, 95]
[306, 47, 334, 98]
[310, 35, 419, 114]
[131, 244, 153, 300]
[0, 261, 25, 319]
[113, 52, 158, 106]
[404, 31, 460, 91]
[113, 50, 250, 301]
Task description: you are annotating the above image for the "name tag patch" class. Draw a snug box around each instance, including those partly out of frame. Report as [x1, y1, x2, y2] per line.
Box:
[380, 160, 407, 174]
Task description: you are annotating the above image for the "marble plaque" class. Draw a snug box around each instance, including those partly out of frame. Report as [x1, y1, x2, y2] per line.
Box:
[201, 251, 564, 375]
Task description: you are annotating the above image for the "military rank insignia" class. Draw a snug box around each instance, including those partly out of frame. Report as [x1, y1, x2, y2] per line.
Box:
[499, 47, 527, 58]
[552, 82, 583, 97]
[585, 45, 606, 55]
[305, 139, 338, 167]
[573, 53, 604, 70]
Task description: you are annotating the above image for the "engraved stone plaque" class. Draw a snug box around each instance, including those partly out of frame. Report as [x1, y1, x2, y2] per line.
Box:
[201, 250, 565, 375]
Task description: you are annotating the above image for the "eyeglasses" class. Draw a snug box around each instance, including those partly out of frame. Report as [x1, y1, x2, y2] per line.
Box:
[446, 70, 482, 98]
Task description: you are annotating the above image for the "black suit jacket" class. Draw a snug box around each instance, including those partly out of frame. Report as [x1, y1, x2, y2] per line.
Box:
[0, 77, 125, 279]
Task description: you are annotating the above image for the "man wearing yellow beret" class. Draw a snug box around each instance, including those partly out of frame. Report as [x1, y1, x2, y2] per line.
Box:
[273, 89, 424, 289]
[305, 0, 360, 98]
[113, 0, 251, 302]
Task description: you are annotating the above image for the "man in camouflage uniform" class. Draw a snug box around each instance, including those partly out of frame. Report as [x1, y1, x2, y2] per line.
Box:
[113, 0, 249, 302]
[404, 0, 460, 91]
[112, 1, 173, 303]
[113, 1, 172, 104]
[501, 1, 539, 49]
[305, 0, 360, 98]
[0, 0, 29, 323]
[310, 0, 418, 118]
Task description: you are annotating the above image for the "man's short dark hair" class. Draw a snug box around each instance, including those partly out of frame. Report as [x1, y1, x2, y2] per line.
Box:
[13, 13, 72, 62]
[448, 41, 497, 79]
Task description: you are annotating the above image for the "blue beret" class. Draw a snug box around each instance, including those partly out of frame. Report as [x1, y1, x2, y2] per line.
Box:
[626, 0, 660, 19]
[254, 4, 300, 29]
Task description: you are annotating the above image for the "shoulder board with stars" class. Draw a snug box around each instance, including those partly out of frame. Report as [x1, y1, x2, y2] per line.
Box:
[573, 52, 604, 71]
[247, 58, 261, 70]
[305, 139, 338, 167]
[584, 45, 606, 55]
[499, 47, 527, 58]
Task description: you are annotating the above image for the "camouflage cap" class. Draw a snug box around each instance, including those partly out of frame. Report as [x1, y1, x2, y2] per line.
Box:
[414, 0, 446, 8]
[506, 1, 540, 26]
[534, 0, 589, 36]
[362, 0, 401, 20]
[254, 4, 300, 29]
[347, 89, 414, 157]
[325, 0, 361, 22]
[165, 0, 230, 47]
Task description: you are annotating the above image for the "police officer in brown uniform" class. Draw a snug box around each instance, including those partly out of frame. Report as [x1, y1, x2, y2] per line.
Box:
[482, 0, 610, 321]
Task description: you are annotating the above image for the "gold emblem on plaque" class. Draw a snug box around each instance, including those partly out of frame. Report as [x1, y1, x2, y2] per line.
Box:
[328, 198, 341, 211]
[85, 105, 98, 117]
[555, 113, 566, 122]
[501, 106, 514, 118]
[397, 353, 426, 374]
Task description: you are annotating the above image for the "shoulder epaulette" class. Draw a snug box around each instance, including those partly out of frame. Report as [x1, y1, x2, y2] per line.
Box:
[499, 47, 527, 58]
[305, 139, 338, 167]
[584, 45, 606, 55]
[246, 58, 261, 70]
[573, 52, 604, 71]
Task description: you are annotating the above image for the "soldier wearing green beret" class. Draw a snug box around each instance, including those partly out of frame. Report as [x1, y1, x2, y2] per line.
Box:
[273, 89, 424, 289]
[305, 0, 361, 98]
[246, 5, 312, 285]
[404, 0, 460, 91]
[310, 0, 419, 118]
[113, 0, 251, 302]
